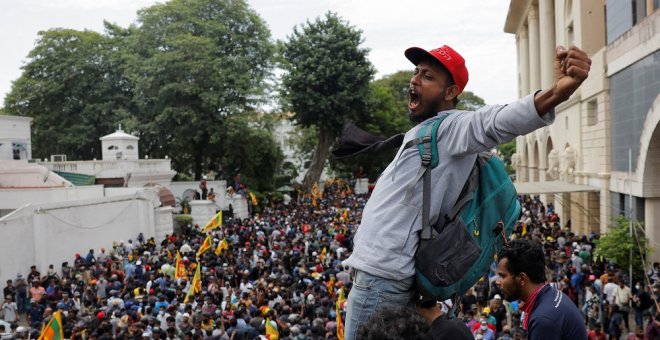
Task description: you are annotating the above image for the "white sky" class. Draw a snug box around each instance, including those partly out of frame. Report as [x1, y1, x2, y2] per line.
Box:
[0, 0, 518, 106]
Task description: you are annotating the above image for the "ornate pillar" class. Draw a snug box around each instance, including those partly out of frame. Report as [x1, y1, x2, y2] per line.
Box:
[519, 27, 530, 96]
[528, 5, 541, 91]
[539, 0, 556, 89]
[516, 36, 523, 98]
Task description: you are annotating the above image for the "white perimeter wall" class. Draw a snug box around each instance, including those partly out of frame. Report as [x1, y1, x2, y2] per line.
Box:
[170, 181, 228, 210]
[0, 185, 104, 211]
[0, 192, 161, 287]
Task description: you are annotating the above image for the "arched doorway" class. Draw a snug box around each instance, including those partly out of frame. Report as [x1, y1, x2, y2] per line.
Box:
[639, 95, 660, 262]
[144, 183, 176, 207]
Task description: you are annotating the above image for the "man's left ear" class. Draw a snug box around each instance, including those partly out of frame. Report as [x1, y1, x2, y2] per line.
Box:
[445, 85, 459, 102]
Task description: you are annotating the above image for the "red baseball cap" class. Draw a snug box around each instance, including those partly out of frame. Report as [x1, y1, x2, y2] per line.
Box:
[405, 45, 469, 94]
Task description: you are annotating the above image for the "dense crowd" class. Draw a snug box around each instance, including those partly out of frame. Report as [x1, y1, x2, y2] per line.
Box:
[466, 195, 660, 340]
[1, 179, 362, 339]
[1, 184, 659, 339]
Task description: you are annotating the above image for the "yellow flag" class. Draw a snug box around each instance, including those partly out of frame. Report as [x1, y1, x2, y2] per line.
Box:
[184, 263, 202, 304]
[196, 235, 212, 258]
[265, 318, 279, 340]
[203, 211, 222, 233]
[39, 309, 64, 340]
[214, 238, 229, 256]
[336, 288, 345, 340]
[320, 247, 327, 261]
[175, 251, 186, 279]
[249, 192, 258, 205]
[327, 277, 335, 296]
[312, 182, 320, 199]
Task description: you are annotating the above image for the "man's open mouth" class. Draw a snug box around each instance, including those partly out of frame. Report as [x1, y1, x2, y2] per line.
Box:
[408, 87, 420, 110]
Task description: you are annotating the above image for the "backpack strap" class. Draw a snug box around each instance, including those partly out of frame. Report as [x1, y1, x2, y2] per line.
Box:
[401, 114, 450, 238]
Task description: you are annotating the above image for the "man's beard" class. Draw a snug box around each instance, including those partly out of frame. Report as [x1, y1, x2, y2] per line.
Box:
[503, 284, 523, 302]
[408, 110, 436, 124]
[408, 91, 446, 124]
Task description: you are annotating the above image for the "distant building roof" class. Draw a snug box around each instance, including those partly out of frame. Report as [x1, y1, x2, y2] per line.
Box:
[53, 171, 96, 186]
[99, 129, 139, 141]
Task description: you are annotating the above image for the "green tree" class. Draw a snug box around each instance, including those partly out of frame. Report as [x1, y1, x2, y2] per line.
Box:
[279, 12, 375, 191]
[456, 90, 486, 111]
[4, 27, 134, 160]
[594, 216, 652, 280]
[498, 140, 516, 174]
[219, 115, 283, 191]
[331, 71, 411, 180]
[127, 0, 274, 179]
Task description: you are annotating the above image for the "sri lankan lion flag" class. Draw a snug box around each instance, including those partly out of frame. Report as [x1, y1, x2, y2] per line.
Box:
[203, 211, 222, 233]
[196, 235, 212, 258]
[249, 192, 258, 205]
[265, 318, 279, 340]
[175, 251, 187, 279]
[214, 238, 229, 255]
[184, 263, 202, 304]
[39, 309, 64, 340]
[311, 182, 321, 199]
[336, 288, 346, 340]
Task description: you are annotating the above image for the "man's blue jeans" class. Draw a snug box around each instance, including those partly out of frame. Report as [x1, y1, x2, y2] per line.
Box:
[344, 269, 415, 340]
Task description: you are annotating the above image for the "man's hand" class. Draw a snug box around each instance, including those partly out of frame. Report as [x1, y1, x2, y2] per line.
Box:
[534, 45, 591, 115]
[554, 46, 591, 99]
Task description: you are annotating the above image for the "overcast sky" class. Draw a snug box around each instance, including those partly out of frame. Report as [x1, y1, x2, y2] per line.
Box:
[0, 0, 518, 107]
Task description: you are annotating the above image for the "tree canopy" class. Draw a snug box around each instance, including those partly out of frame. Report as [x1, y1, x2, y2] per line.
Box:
[4, 28, 134, 160]
[278, 12, 375, 190]
[594, 216, 652, 280]
[3, 0, 283, 191]
[127, 0, 275, 179]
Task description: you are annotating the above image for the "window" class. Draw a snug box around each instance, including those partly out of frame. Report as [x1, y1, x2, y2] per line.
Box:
[108, 145, 118, 150]
[633, 0, 646, 25]
[587, 100, 598, 126]
[12, 143, 25, 160]
[565, 116, 569, 129]
[126, 145, 134, 150]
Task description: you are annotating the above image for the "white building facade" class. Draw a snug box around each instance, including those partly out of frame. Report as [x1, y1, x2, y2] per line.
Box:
[505, 0, 659, 259]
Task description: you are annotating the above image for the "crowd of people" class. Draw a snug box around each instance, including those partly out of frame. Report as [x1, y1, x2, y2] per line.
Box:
[1, 181, 659, 339]
[1, 179, 361, 339]
[463, 195, 660, 340]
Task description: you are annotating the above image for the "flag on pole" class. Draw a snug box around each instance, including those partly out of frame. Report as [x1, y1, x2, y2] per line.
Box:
[312, 182, 321, 199]
[183, 263, 201, 304]
[196, 235, 212, 258]
[327, 277, 335, 297]
[175, 251, 186, 279]
[214, 238, 229, 256]
[265, 318, 279, 340]
[203, 211, 222, 233]
[38, 309, 64, 340]
[336, 288, 346, 340]
[249, 192, 258, 205]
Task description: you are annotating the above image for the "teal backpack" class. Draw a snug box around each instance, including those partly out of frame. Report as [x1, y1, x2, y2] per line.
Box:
[403, 113, 520, 303]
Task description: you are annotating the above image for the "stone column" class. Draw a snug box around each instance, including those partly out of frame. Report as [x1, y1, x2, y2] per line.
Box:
[190, 200, 216, 228]
[516, 36, 523, 98]
[528, 5, 541, 91]
[529, 166, 538, 182]
[519, 27, 530, 96]
[539, 0, 556, 89]
[645, 198, 660, 263]
[647, 0, 655, 16]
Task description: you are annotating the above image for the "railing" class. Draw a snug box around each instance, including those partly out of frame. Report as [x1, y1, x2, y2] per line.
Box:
[41, 159, 173, 175]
